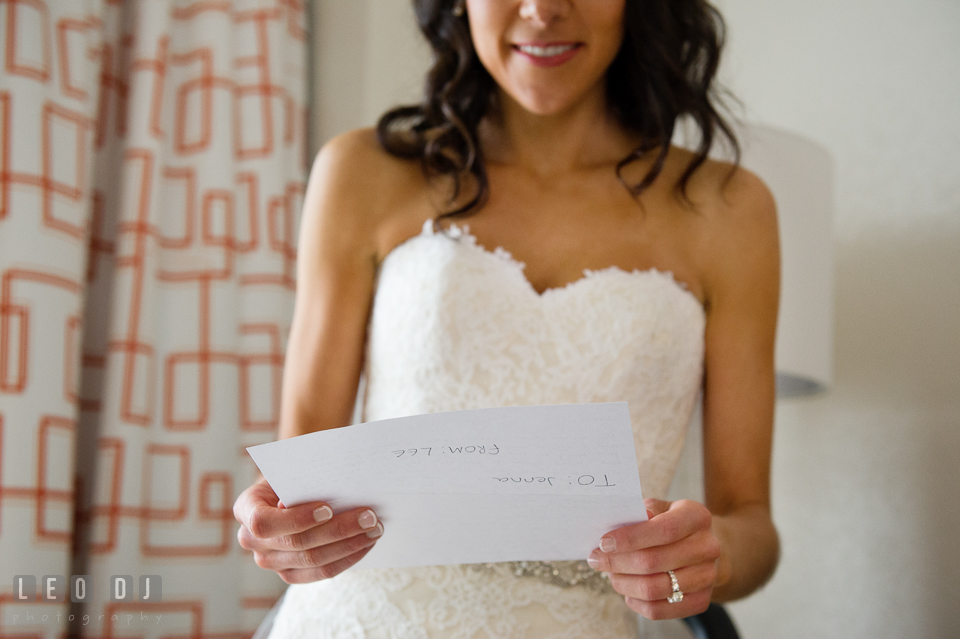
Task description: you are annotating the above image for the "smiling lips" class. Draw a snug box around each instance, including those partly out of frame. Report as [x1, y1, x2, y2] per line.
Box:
[512, 41, 583, 67]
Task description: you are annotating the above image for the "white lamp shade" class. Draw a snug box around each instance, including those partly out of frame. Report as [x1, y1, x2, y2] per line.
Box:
[737, 124, 835, 396]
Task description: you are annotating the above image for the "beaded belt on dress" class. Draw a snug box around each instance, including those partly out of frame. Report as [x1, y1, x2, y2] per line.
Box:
[470, 560, 615, 594]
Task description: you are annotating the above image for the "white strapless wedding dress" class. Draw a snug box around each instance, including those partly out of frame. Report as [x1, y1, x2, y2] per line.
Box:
[266, 219, 706, 639]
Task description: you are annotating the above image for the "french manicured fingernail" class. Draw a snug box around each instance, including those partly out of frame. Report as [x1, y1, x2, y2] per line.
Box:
[358, 510, 377, 529]
[313, 505, 333, 523]
[587, 555, 600, 569]
[600, 537, 617, 553]
[366, 522, 384, 539]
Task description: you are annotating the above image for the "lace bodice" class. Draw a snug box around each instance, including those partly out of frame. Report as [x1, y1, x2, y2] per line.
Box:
[267, 219, 706, 639]
[361, 219, 705, 500]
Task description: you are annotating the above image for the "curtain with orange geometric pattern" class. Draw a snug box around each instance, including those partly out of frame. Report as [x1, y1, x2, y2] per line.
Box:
[0, 1, 305, 636]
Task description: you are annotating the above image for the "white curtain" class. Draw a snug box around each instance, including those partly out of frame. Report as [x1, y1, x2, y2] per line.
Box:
[0, 0, 306, 635]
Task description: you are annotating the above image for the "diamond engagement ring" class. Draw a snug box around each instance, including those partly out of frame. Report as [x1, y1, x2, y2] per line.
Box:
[666, 570, 684, 603]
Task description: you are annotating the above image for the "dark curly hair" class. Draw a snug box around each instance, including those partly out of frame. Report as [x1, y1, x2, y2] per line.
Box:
[376, 0, 743, 219]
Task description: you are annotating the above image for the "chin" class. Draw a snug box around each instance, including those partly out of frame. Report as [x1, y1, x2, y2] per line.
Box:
[513, 92, 578, 117]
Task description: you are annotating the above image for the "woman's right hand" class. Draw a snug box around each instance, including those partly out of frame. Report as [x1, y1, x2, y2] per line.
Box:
[234, 477, 384, 584]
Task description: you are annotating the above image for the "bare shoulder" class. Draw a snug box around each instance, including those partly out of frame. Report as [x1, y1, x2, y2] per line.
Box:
[309, 127, 421, 222]
[666, 148, 780, 307]
[302, 127, 426, 258]
[710, 162, 777, 258]
[714, 161, 777, 232]
[315, 127, 416, 181]
[666, 146, 776, 229]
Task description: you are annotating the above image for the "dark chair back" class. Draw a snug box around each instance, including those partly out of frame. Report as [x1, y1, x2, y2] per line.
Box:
[682, 603, 741, 639]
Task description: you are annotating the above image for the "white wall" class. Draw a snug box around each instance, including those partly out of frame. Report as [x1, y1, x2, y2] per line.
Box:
[713, 1, 960, 637]
[312, 0, 430, 148]
[310, 1, 960, 636]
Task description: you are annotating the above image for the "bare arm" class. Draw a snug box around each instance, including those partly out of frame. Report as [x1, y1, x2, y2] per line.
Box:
[699, 167, 781, 601]
[587, 166, 781, 616]
[279, 131, 382, 439]
[234, 128, 393, 583]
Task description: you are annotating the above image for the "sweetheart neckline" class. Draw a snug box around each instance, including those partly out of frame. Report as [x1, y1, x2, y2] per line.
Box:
[378, 218, 707, 316]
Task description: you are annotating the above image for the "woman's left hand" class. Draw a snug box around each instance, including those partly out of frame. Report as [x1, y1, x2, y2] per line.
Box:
[587, 497, 722, 620]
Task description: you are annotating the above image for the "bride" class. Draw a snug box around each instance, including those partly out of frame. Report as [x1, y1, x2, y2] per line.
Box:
[233, 0, 780, 636]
